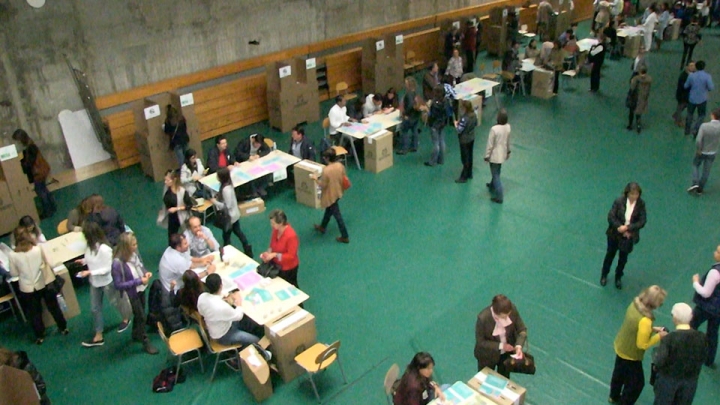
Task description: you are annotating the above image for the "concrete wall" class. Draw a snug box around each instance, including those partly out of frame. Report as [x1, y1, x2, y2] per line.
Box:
[0, 0, 492, 171]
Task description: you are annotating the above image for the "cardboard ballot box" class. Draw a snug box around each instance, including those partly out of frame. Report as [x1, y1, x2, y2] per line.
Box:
[42, 265, 80, 327]
[0, 144, 39, 235]
[240, 345, 273, 402]
[263, 307, 317, 383]
[364, 130, 394, 173]
[531, 68, 555, 99]
[467, 367, 526, 405]
[239, 198, 266, 217]
[623, 35, 642, 59]
[266, 58, 320, 132]
[459, 94, 483, 124]
[293, 160, 324, 209]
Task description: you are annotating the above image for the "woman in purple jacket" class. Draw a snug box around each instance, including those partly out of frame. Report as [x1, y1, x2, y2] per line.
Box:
[111, 233, 158, 355]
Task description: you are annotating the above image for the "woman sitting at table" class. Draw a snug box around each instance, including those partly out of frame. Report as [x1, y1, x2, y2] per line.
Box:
[260, 209, 300, 288]
[170, 270, 205, 313]
[393, 352, 446, 405]
[9, 215, 46, 248]
[86, 194, 126, 246]
[525, 39, 540, 59]
[474, 294, 527, 378]
[180, 148, 211, 199]
[382, 88, 399, 110]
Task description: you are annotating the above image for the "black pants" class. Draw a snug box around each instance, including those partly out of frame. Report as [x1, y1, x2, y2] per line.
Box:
[610, 355, 645, 404]
[168, 212, 181, 240]
[553, 71, 561, 94]
[464, 49, 475, 73]
[279, 266, 299, 289]
[477, 352, 512, 379]
[628, 110, 642, 128]
[690, 305, 720, 366]
[681, 43, 696, 69]
[34, 180, 56, 218]
[20, 287, 67, 339]
[590, 62, 603, 91]
[223, 220, 250, 249]
[653, 374, 699, 405]
[321, 200, 348, 239]
[602, 236, 632, 279]
[129, 290, 148, 342]
[459, 141, 474, 180]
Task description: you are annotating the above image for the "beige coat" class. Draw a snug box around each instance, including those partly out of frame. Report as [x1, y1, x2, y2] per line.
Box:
[8, 246, 48, 293]
[631, 74, 652, 115]
[485, 124, 512, 164]
[319, 162, 345, 208]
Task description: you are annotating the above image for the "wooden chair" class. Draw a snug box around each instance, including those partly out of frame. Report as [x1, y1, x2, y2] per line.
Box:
[157, 322, 205, 377]
[264, 138, 276, 151]
[321, 117, 348, 164]
[335, 81, 356, 101]
[190, 312, 242, 381]
[191, 199, 215, 225]
[481, 60, 501, 81]
[0, 289, 24, 323]
[383, 363, 400, 405]
[56, 219, 69, 235]
[294, 340, 347, 403]
[500, 71, 520, 97]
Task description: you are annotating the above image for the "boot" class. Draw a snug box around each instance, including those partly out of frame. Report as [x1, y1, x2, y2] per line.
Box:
[243, 244, 254, 258]
[143, 340, 159, 355]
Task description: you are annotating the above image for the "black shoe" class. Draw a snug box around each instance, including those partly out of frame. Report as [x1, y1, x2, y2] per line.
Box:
[696, 187, 704, 196]
[687, 185, 700, 193]
[314, 225, 326, 234]
[455, 178, 467, 183]
[243, 244, 254, 258]
[117, 320, 131, 333]
[424, 162, 434, 167]
[490, 197, 503, 204]
[637, 125, 642, 134]
[336, 237, 350, 244]
[600, 277, 607, 286]
[395, 150, 407, 155]
[409, 148, 418, 153]
[705, 363, 717, 370]
[82, 338, 105, 347]
[615, 279, 622, 290]
[252, 343, 273, 362]
[486, 183, 494, 190]
[35, 338, 44, 345]
[626, 125, 632, 130]
[60, 329, 70, 336]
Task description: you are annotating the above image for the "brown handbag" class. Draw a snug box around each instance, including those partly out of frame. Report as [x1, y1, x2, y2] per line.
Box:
[32, 151, 51, 182]
[502, 338, 536, 375]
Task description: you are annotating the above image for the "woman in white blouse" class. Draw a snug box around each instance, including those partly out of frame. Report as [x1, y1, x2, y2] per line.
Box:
[600, 182, 647, 290]
[76, 222, 132, 347]
[445, 48, 464, 82]
[8, 228, 68, 345]
[180, 148, 210, 199]
[9, 215, 46, 248]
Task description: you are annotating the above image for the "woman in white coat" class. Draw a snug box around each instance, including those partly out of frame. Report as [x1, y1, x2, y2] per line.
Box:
[484, 109, 511, 204]
[642, 5, 659, 52]
[76, 222, 132, 347]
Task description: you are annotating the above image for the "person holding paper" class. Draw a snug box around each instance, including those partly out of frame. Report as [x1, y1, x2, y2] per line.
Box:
[180, 148, 211, 199]
[197, 273, 271, 360]
[474, 294, 527, 378]
[234, 133, 271, 198]
[260, 209, 300, 288]
[393, 352, 446, 405]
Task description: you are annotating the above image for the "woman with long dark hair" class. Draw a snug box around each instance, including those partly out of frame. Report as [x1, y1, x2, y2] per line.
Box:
[160, 169, 194, 239]
[12, 129, 56, 218]
[393, 352, 446, 405]
[211, 167, 253, 257]
[180, 148, 210, 199]
[164, 104, 190, 167]
[172, 270, 205, 313]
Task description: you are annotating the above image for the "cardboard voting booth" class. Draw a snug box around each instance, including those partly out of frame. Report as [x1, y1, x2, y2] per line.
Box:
[531, 68, 555, 99]
[468, 367, 527, 405]
[0, 365, 41, 405]
[486, 8, 509, 56]
[264, 307, 317, 383]
[362, 34, 404, 95]
[364, 130, 393, 173]
[133, 92, 202, 182]
[293, 160, 324, 209]
[266, 58, 320, 132]
[0, 144, 40, 235]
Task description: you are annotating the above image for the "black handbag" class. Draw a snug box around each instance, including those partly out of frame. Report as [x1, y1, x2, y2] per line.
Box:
[212, 188, 232, 232]
[502, 339, 536, 375]
[257, 261, 281, 278]
[46, 274, 65, 294]
[625, 87, 638, 109]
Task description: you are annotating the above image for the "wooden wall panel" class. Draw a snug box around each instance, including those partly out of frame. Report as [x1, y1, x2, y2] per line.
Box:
[325, 48, 362, 96]
[104, 110, 139, 168]
[404, 28, 441, 70]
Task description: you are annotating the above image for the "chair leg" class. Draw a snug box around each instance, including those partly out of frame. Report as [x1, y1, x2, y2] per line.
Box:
[176, 355, 182, 378]
[196, 349, 204, 373]
[308, 373, 321, 403]
[337, 357, 348, 384]
[211, 353, 221, 382]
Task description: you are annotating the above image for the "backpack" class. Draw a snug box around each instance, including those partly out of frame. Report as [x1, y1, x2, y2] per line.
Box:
[152, 366, 186, 393]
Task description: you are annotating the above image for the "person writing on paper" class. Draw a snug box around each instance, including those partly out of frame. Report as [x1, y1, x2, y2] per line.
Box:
[8, 228, 69, 345]
[180, 148, 211, 199]
[197, 273, 271, 360]
[170, 270, 206, 313]
[234, 133, 271, 198]
[362, 94, 384, 117]
[393, 352, 446, 405]
[9, 215, 46, 248]
[328, 96, 358, 142]
[86, 194, 125, 246]
[260, 209, 300, 288]
[382, 88, 399, 110]
[77, 222, 132, 348]
[474, 294, 527, 378]
[111, 232, 158, 355]
[206, 135, 239, 174]
[159, 233, 214, 294]
[183, 217, 219, 258]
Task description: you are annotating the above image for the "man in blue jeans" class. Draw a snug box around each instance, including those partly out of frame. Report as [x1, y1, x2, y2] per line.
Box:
[685, 60, 714, 137]
[396, 77, 425, 155]
[688, 108, 720, 196]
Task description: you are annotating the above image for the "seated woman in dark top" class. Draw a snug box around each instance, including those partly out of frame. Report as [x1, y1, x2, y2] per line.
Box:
[171, 270, 206, 313]
[86, 194, 126, 246]
[393, 352, 446, 405]
[383, 87, 399, 109]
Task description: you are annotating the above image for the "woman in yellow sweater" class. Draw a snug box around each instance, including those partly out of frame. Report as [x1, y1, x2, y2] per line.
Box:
[608, 285, 668, 404]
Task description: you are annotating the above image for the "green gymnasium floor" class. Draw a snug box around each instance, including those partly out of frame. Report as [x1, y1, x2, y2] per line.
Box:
[2, 22, 720, 405]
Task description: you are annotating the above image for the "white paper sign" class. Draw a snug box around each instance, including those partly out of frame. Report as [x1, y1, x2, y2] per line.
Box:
[452, 21, 460, 30]
[279, 66, 292, 78]
[144, 105, 160, 120]
[471, 18, 477, 26]
[180, 93, 194, 107]
[376, 40, 385, 51]
[0, 144, 18, 161]
[395, 35, 403, 44]
[502, 9, 508, 18]
[306, 58, 316, 69]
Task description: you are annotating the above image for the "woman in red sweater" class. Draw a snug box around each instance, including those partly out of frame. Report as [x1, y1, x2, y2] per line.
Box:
[260, 210, 300, 288]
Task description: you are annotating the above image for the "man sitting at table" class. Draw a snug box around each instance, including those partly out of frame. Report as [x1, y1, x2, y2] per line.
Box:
[234, 133, 271, 198]
[559, 28, 574, 47]
[289, 126, 316, 161]
[362, 94, 384, 118]
[328, 95, 358, 150]
[502, 40, 521, 73]
[206, 135, 238, 174]
[183, 217, 219, 258]
[159, 233, 215, 293]
[197, 273, 271, 360]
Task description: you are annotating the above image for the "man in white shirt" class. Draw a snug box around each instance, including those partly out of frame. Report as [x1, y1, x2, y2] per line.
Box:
[197, 274, 271, 360]
[183, 217, 219, 258]
[362, 94, 383, 118]
[611, 0, 623, 18]
[328, 95, 356, 136]
[159, 233, 215, 293]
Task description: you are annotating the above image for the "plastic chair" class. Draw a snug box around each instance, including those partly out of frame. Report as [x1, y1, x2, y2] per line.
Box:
[335, 81, 356, 101]
[501, 71, 520, 97]
[157, 322, 205, 377]
[383, 363, 400, 405]
[190, 312, 242, 381]
[56, 219, 69, 235]
[562, 69, 577, 89]
[263, 138, 276, 151]
[481, 60, 501, 81]
[294, 340, 347, 403]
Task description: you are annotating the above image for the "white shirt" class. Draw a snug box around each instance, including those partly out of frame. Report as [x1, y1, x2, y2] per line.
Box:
[180, 159, 206, 195]
[363, 95, 381, 118]
[694, 269, 720, 297]
[183, 227, 219, 258]
[85, 243, 113, 288]
[8, 246, 45, 293]
[197, 292, 245, 339]
[328, 104, 349, 134]
[159, 247, 192, 292]
[624, 199, 636, 225]
[612, 0, 623, 15]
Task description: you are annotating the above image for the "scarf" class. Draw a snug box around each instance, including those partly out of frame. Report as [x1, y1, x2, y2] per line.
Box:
[491, 307, 513, 338]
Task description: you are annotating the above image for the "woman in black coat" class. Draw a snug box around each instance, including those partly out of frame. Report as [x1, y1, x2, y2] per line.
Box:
[600, 182, 647, 289]
[474, 294, 527, 378]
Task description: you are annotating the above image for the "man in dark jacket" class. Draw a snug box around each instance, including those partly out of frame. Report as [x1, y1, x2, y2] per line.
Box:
[674, 61, 696, 126]
[206, 135, 236, 174]
[288, 126, 316, 161]
[234, 133, 271, 197]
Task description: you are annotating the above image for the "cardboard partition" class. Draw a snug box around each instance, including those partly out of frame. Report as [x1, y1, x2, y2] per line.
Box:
[531, 68, 555, 99]
[240, 345, 273, 402]
[266, 57, 320, 132]
[364, 130, 393, 173]
[467, 367, 527, 405]
[293, 160, 324, 209]
[0, 144, 40, 234]
[263, 307, 317, 383]
[41, 266, 81, 327]
[239, 198, 266, 217]
[623, 35, 642, 58]
[550, 10, 571, 42]
[0, 365, 41, 405]
[175, 92, 203, 160]
[362, 34, 405, 95]
[459, 95, 483, 125]
[669, 19, 681, 41]
[485, 8, 509, 56]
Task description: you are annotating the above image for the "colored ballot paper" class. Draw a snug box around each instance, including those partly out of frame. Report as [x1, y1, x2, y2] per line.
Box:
[235, 271, 263, 290]
[275, 289, 291, 301]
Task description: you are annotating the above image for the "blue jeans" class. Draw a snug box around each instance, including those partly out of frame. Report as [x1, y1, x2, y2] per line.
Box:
[321, 200, 348, 238]
[173, 144, 187, 168]
[685, 101, 706, 136]
[90, 283, 132, 333]
[690, 305, 720, 366]
[428, 127, 446, 165]
[217, 320, 260, 346]
[34, 180, 56, 217]
[692, 153, 715, 189]
[400, 118, 419, 152]
[489, 163, 503, 201]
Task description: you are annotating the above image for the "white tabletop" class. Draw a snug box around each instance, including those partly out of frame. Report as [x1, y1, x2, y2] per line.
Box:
[577, 38, 599, 53]
[618, 26, 644, 38]
[41, 232, 87, 267]
[199, 150, 301, 192]
[454, 78, 500, 100]
[520, 58, 536, 72]
[337, 109, 401, 139]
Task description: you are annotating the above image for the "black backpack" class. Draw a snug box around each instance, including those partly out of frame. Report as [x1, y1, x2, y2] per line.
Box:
[152, 366, 186, 393]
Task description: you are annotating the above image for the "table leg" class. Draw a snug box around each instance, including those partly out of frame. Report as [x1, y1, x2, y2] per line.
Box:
[342, 134, 361, 169]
